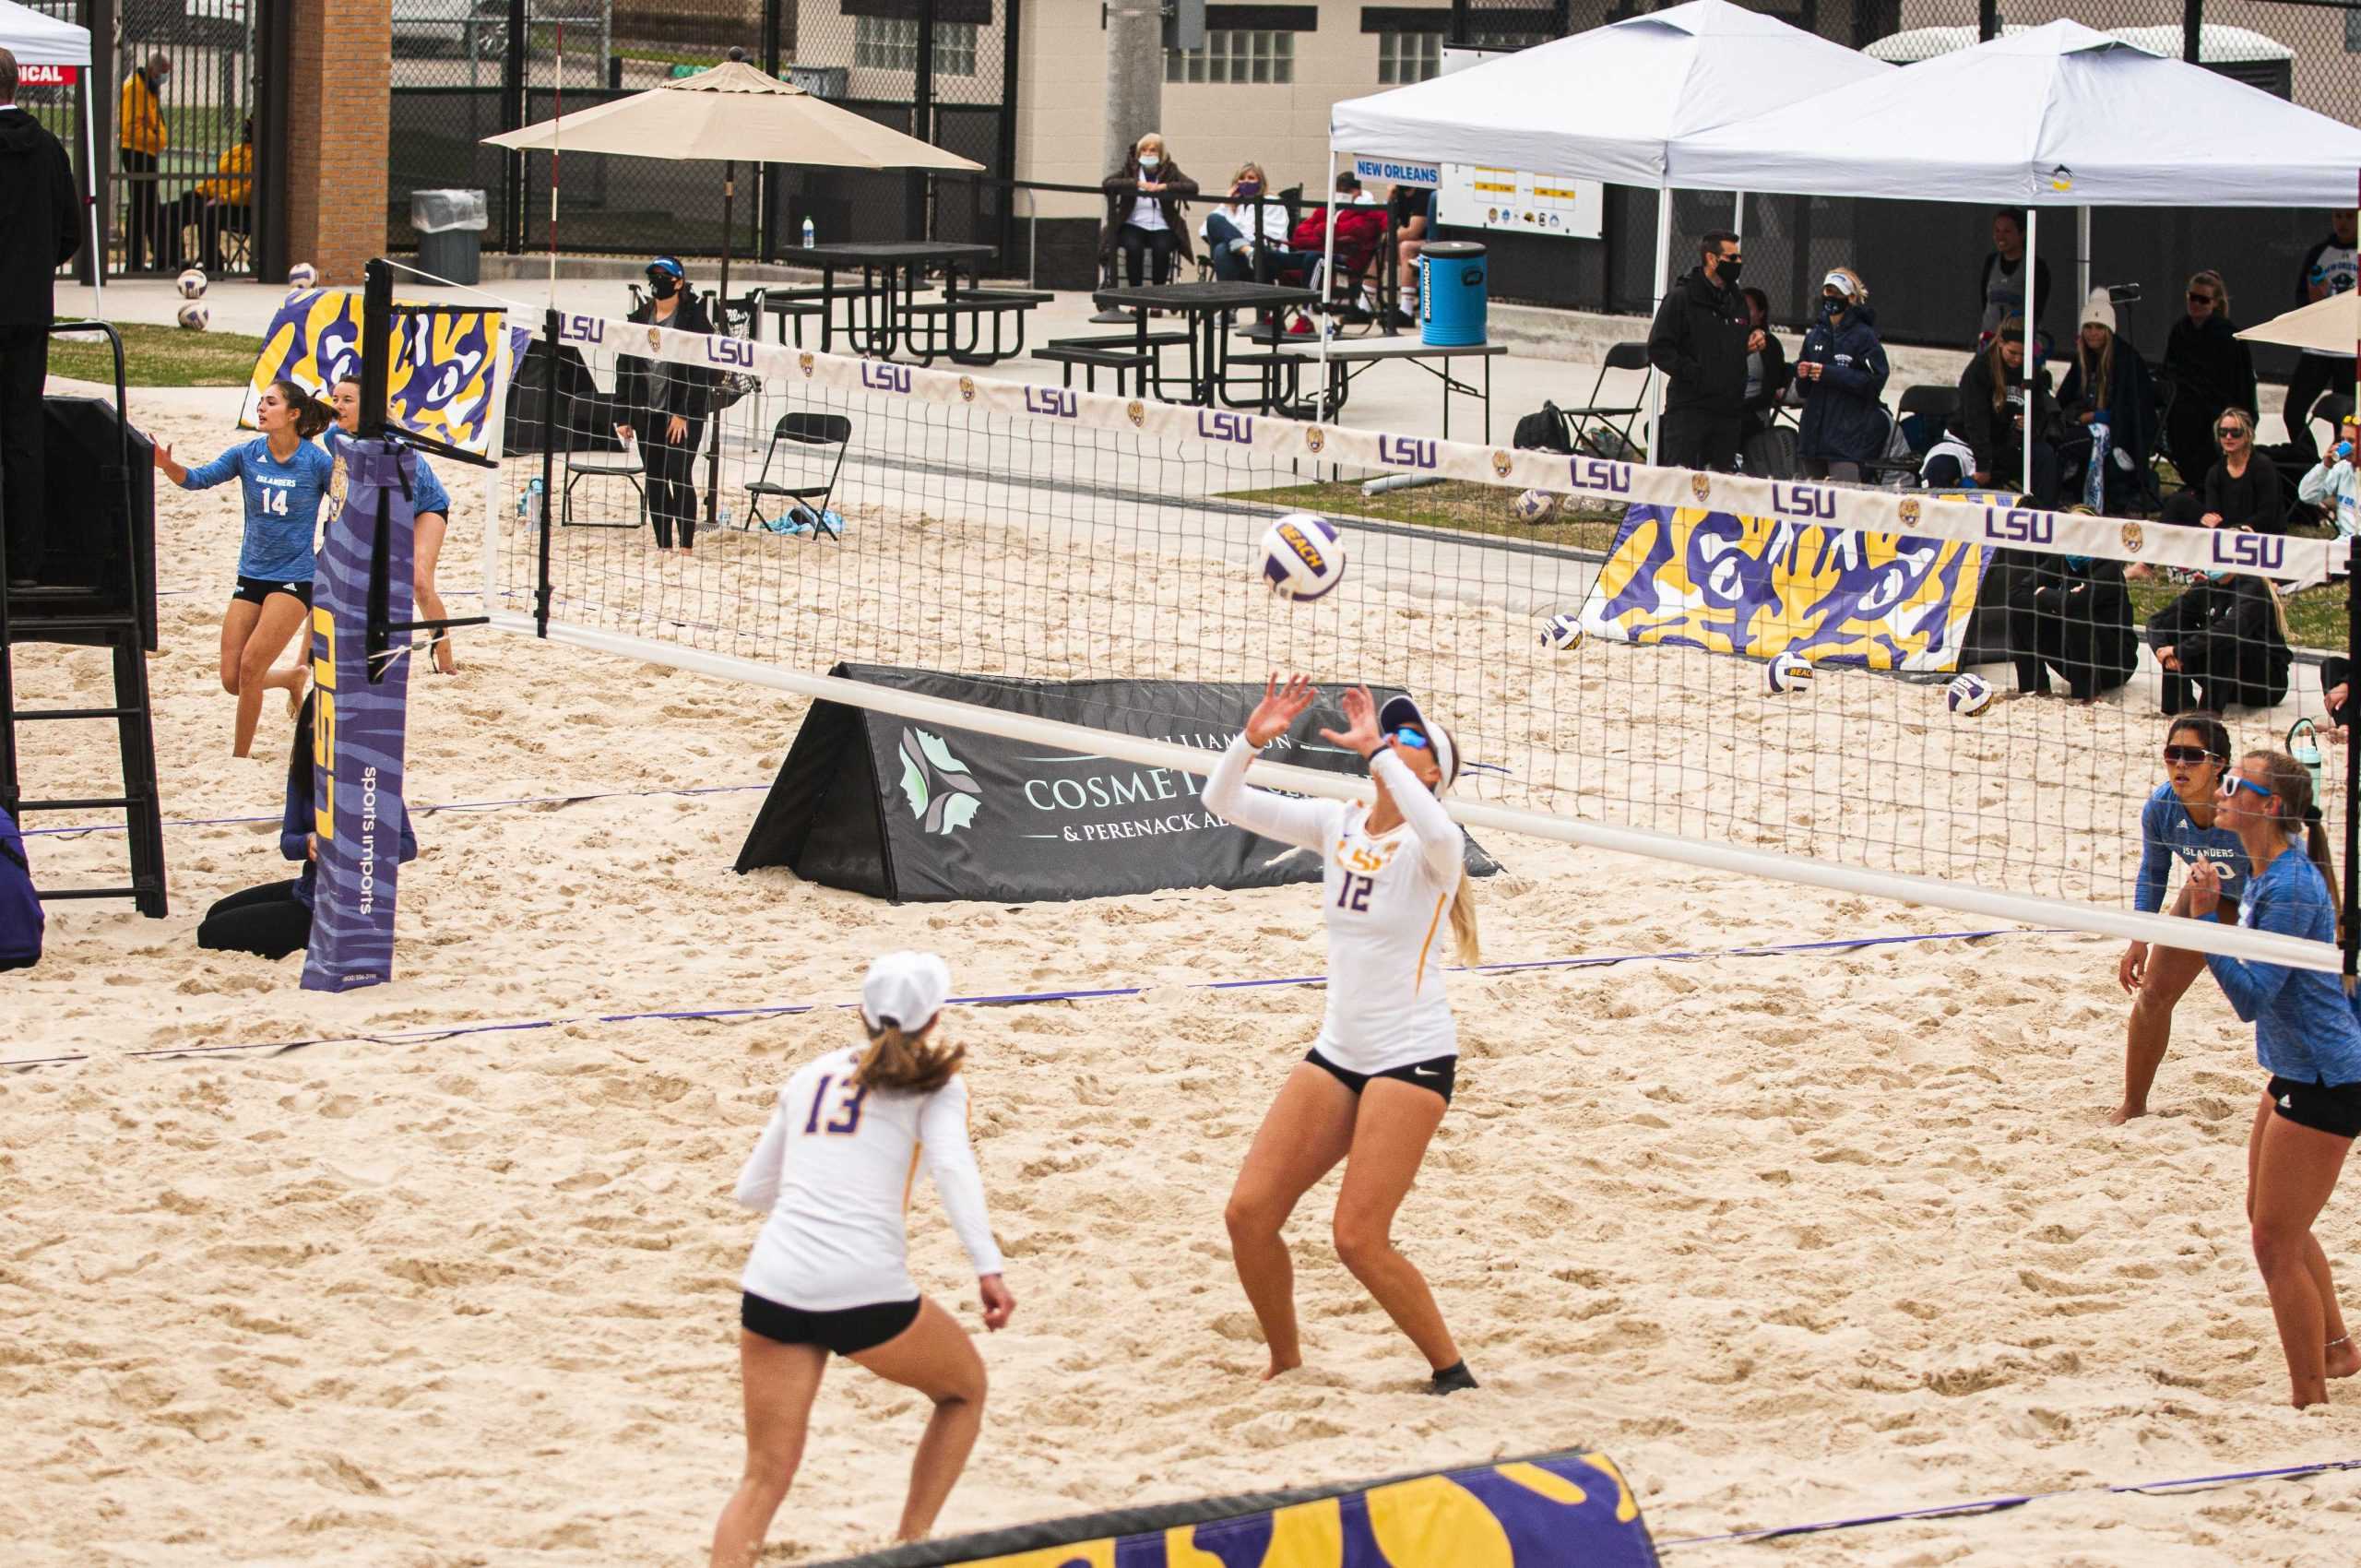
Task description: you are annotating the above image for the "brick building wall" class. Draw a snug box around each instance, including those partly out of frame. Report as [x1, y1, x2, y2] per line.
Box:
[283, 0, 391, 288]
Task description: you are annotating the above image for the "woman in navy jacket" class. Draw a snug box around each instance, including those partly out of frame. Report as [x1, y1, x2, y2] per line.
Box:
[1794, 267, 1891, 480]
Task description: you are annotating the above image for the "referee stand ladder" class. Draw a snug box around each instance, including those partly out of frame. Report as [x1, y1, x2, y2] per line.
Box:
[0, 322, 168, 918]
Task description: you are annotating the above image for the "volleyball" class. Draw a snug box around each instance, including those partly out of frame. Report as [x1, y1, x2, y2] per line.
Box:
[1766, 649, 1813, 695]
[1948, 672, 1996, 718]
[1258, 513, 1347, 601]
[287, 261, 318, 291]
[1512, 488, 1562, 524]
[1540, 612, 1584, 652]
[175, 301, 210, 332]
[175, 267, 208, 299]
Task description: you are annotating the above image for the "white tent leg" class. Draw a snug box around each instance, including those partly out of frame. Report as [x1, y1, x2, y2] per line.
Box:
[1317, 144, 1339, 417]
[1648, 184, 1672, 460]
[1732, 191, 1744, 238]
[2076, 206, 2091, 323]
[2023, 206, 2037, 502]
[83, 77, 101, 313]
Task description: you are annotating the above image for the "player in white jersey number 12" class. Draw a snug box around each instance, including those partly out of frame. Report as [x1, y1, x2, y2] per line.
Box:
[1204, 676, 1483, 1394]
[709, 953, 1016, 1567]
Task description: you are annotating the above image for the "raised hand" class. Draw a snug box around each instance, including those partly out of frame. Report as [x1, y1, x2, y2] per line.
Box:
[1244, 672, 1318, 747]
[1319, 683, 1383, 759]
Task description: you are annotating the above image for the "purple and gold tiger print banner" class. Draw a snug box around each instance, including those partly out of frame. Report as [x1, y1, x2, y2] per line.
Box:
[243, 289, 510, 458]
[302, 440, 417, 992]
[1577, 505, 1992, 674]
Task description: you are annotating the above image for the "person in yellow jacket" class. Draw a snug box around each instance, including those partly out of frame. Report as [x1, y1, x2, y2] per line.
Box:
[164, 118, 251, 274]
[118, 53, 172, 269]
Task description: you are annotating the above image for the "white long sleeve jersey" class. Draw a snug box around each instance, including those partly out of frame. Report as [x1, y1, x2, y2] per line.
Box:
[1203, 736, 1464, 1073]
[734, 1047, 1005, 1312]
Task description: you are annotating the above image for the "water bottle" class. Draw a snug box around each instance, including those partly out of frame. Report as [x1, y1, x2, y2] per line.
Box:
[520, 476, 545, 532]
[2291, 718, 2324, 802]
[801, 217, 816, 248]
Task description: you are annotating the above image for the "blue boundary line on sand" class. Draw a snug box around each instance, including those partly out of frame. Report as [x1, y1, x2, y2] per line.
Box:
[6, 927, 2032, 1069]
[1655, 1456, 2361, 1549]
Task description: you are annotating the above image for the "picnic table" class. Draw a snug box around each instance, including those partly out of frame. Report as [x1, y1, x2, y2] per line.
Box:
[745, 242, 1047, 366]
[1275, 338, 1510, 442]
[1086, 281, 1319, 412]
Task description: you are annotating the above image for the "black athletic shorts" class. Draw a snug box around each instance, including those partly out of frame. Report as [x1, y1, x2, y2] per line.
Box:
[2268, 1075, 2361, 1140]
[1307, 1047, 1456, 1105]
[741, 1291, 921, 1356]
[231, 575, 313, 609]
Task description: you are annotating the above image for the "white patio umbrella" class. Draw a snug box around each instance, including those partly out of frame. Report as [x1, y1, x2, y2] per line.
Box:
[1, 0, 103, 309]
[1673, 19, 2361, 493]
[1328, 0, 1892, 445]
[484, 57, 982, 308]
[2238, 291, 2360, 360]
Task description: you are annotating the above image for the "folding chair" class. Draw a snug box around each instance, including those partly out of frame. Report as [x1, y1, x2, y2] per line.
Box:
[1560, 342, 1653, 457]
[1858, 384, 1957, 487]
[562, 434, 647, 529]
[744, 412, 852, 539]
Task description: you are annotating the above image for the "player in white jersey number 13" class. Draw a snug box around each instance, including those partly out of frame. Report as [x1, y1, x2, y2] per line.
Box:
[709, 952, 1015, 1567]
[1204, 676, 1484, 1394]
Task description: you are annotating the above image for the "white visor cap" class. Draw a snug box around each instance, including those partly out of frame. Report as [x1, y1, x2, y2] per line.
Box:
[1376, 694, 1459, 794]
[862, 950, 953, 1033]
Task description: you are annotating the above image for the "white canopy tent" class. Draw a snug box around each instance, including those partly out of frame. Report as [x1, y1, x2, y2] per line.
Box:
[1672, 18, 2361, 491]
[1326, 0, 1892, 439]
[1, 0, 102, 310]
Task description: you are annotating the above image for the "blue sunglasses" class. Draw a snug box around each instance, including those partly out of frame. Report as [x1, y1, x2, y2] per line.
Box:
[2225, 775, 2276, 802]
[1387, 728, 1430, 751]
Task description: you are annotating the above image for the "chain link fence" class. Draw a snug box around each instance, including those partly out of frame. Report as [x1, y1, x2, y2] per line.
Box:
[387, 0, 1017, 267]
[1458, 0, 2358, 392]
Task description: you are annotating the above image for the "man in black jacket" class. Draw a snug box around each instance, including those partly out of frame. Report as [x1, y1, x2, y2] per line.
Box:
[0, 48, 82, 591]
[1647, 230, 1758, 473]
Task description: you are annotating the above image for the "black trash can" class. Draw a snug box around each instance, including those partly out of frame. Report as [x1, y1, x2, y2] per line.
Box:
[413, 189, 489, 286]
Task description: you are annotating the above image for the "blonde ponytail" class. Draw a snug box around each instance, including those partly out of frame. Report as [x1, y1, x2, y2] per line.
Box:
[852, 1021, 965, 1094]
[1447, 869, 1481, 968]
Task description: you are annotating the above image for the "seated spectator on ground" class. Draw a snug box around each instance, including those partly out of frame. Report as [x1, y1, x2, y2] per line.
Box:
[1953, 316, 2060, 505]
[2200, 407, 2284, 534]
[2148, 571, 2293, 715]
[2322, 652, 2356, 741]
[1200, 161, 1309, 288]
[2297, 414, 2359, 539]
[2006, 550, 2137, 700]
[2057, 289, 2158, 513]
[1794, 267, 1890, 480]
[1738, 287, 1789, 442]
[1386, 180, 1432, 329]
[2159, 269, 2255, 493]
[1099, 132, 1198, 290]
[1, 802, 40, 973]
[1976, 209, 2051, 353]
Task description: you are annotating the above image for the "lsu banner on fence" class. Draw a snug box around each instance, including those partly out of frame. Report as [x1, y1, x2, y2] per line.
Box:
[801, 1448, 1656, 1568]
[303, 439, 417, 992]
[1576, 505, 1992, 673]
[243, 289, 510, 457]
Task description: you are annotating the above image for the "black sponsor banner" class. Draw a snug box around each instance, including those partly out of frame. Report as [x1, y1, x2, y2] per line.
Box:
[737, 666, 1498, 905]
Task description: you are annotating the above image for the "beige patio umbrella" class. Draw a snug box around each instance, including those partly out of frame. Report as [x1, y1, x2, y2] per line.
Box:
[2237, 291, 2360, 359]
[484, 56, 983, 307]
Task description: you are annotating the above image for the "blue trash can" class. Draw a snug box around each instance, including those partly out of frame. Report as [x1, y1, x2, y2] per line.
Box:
[1418, 241, 1488, 347]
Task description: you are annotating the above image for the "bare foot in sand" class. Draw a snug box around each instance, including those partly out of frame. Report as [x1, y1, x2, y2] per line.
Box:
[2107, 1102, 2148, 1126]
[2329, 1337, 2360, 1381]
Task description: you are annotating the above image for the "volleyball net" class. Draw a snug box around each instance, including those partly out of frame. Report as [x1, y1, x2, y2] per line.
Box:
[481, 307, 2355, 970]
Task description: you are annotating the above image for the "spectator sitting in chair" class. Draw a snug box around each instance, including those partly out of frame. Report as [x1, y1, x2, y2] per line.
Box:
[1738, 287, 1789, 444]
[1953, 316, 2060, 506]
[1793, 267, 1890, 481]
[2297, 413, 2358, 540]
[1385, 179, 1432, 330]
[2160, 269, 2255, 493]
[1285, 172, 1385, 332]
[2057, 289, 2158, 514]
[1100, 132, 1198, 292]
[2199, 407, 2284, 535]
[1201, 161, 1306, 287]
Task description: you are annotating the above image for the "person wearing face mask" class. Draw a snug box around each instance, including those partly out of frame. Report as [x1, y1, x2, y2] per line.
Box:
[1099, 134, 1198, 291]
[1200, 161, 1303, 286]
[118, 52, 172, 271]
[614, 255, 718, 554]
[1792, 267, 1889, 481]
[2002, 548, 2136, 701]
[1952, 316, 2060, 505]
[2148, 567, 2294, 715]
[1645, 231, 1759, 473]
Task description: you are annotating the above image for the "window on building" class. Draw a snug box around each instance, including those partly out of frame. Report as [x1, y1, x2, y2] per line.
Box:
[1166, 29, 1297, 84]
[1376, 30, 1442, 83]
[853, 15, 979, 76]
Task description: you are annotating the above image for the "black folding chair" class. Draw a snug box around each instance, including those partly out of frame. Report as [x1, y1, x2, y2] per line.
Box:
[1857, 384, 1958, 487]
[1560, 341, 1653, 457]
[743, 412, 852, 538]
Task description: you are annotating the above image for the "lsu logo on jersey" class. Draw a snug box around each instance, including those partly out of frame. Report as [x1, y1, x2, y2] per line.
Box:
[1335, 837, 1399, 876]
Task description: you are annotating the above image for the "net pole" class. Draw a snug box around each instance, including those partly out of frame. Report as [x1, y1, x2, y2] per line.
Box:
[2346, 161, 2359, 994]
[534, 305, 560, 637]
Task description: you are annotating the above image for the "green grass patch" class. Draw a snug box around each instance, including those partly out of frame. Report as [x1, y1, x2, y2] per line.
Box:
[50, 322, 265, 388]
[1223, 479, 1629, 556]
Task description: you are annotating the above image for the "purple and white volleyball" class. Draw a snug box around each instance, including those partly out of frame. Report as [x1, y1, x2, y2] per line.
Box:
[1258, 513, 1347, 601]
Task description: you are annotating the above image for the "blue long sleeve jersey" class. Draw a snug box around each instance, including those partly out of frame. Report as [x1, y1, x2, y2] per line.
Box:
[2134, 784, 2250, 914]
[2204, 845, 2361, 1085]
[178, 437, 336, 584]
